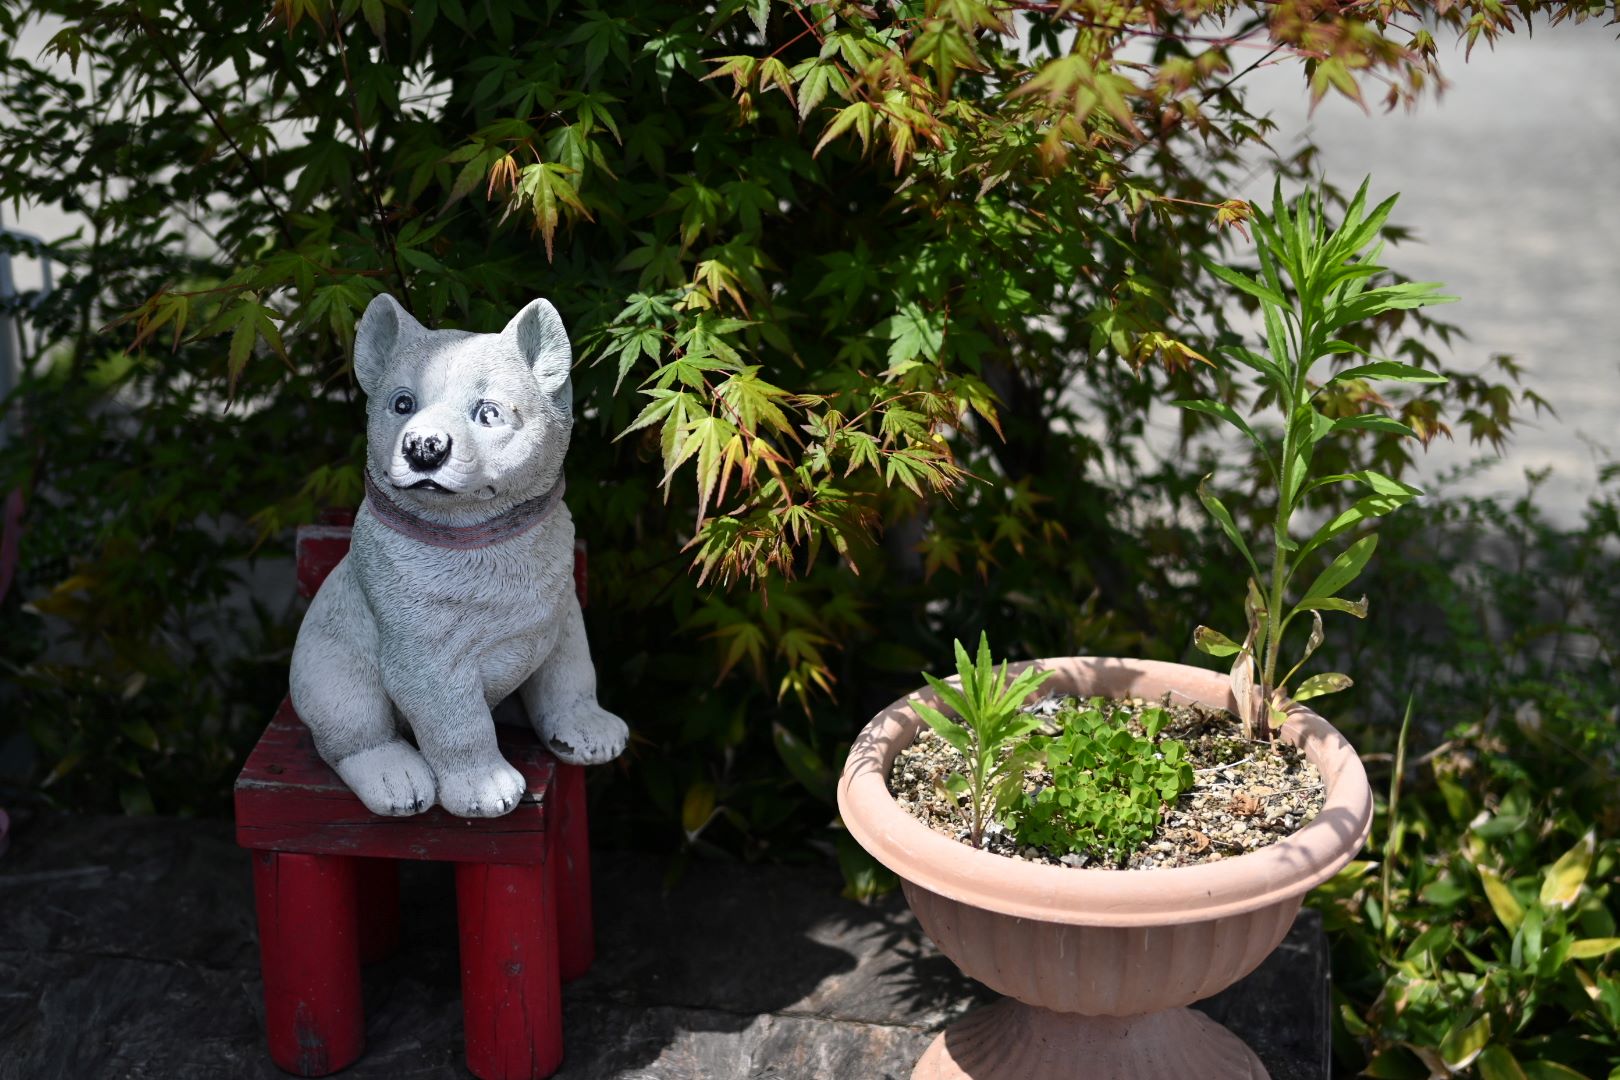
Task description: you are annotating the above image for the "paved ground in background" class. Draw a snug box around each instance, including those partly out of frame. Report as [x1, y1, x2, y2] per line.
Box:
[0, 813, 1329, 1079]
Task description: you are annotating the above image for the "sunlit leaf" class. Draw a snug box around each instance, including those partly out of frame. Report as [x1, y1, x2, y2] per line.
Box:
[1521, 1062, 1593, 1080]
[913, 699, 971, 756]
[1300, 534, 1378, 606]
[1193, 625, 1242, 658]
[1476, 1046, 1529, 1080]
[1197, 476, 1261, 580]
[1477, 866, 1525, 933]
[1329, 414, 1417, 439]
[1540, 830, 1595, 909]
[1201, 257, 1287, 308]
[681, 782, 717, 838]
[1295, 595, 1370, 619]
[1439, 1013, 1492, 1072]
[1173, 398, 1265, 452]
[1329, 360, 1448, 386]
[1568, 938, 1620, 960]
[1293, 672, 1351, 702]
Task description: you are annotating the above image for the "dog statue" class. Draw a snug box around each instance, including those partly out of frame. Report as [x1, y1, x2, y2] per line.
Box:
[289, 294, 629, 818]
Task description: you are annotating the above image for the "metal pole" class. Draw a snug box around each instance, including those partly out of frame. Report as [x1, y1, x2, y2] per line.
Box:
[0, 206, 50, 444]
[0, 204, 17, 442]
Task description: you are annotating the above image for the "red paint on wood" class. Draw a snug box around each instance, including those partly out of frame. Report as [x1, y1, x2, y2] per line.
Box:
[253, 851, 364, 1077]
[235, 699, 556, 864]
[356, 858, 401, 964]
[552, 764, 595, 981]
[456, 861, 563, 1080]
[295, 525, 354, 600]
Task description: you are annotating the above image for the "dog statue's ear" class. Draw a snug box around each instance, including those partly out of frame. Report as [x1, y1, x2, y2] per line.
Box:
[503, 298, 572, 411]
[353, 294, 423, 397]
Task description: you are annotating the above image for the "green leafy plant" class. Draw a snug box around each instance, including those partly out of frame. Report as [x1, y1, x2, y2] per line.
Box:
[1318, 730, 1620, 1078]
[1182, 181, 1454, 740]
[1003, 700, 1196, 866]
[1308, 472, 1620, 1077]
[912, 633, 1054, 849]
[0, 0, 1566, 850]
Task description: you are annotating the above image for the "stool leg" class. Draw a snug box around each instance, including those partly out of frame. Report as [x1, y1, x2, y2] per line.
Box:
[356, 857, 401, 964]
[252, 851, 364, 1076]
[552, 763, 595, 981]
[456, 861, 563, 1080]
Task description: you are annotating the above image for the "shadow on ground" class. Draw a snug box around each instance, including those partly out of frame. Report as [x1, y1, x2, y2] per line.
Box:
[0, 813, 1325, 1079]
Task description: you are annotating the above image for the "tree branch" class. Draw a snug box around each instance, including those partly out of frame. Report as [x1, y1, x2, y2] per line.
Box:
[329, 11, 416, 316]
[134, 15, 296, 249]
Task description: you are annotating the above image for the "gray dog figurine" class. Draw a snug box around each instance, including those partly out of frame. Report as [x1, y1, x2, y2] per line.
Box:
[289, 294, 629, 818]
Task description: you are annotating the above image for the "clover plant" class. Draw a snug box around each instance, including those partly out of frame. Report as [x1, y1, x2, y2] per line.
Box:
[911, 633, 1055, 849]
[1003, 699, 1196, 866]
[1181, 180, 1454, 740]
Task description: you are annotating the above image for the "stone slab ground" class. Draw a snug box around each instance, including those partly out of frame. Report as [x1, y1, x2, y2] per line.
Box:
[0, 813, 1329, 1079]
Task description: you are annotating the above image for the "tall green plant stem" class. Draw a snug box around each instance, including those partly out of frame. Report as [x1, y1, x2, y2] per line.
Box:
[966, 743, 987, 847]
[1262, 291, 1314, 724]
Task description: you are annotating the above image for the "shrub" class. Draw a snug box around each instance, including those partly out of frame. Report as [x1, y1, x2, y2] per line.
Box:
[0, 1, 1582, 855]
[1311, 472, 1620, 1077]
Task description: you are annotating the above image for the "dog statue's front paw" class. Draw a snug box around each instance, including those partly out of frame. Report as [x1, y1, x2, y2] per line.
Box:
[334, 742, 438, 817]
[437, 758, 527, 818]
[542, 704, 629, 766]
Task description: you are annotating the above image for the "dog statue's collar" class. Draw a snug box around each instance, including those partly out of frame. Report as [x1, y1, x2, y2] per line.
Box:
[363, 470, 566, 550]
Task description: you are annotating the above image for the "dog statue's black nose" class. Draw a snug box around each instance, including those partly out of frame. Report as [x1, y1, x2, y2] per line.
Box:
[402, 431, 451, 471]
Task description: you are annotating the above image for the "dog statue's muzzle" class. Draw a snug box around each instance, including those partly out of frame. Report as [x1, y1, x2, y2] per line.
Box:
[402, 431, 452, 472]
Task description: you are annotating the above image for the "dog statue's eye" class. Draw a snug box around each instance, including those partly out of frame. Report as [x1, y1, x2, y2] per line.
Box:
[474, 400, 505, 427]
[390, 391, 416, 416]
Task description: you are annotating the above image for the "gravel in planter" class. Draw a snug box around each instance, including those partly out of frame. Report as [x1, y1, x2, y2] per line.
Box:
[887, 695, 1325, 870]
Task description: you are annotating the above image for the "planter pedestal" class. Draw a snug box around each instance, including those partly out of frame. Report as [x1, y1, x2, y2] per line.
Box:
[914, 999, 1265, 1079]
[838, 657, 1373, 1080]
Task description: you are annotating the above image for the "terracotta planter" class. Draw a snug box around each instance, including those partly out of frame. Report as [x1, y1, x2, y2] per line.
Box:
[837, 657, 1373, 1079]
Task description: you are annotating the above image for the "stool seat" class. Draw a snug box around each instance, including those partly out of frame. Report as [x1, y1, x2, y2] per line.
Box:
[237, 699, 559, 862]
[235, 698, 593, 1080]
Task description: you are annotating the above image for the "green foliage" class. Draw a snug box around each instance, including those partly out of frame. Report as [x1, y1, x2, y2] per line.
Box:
[911, 633, 1054, 848]
[1002, 699, 1196, 866]
[1310, 472, 1620, 1078]
[1318, 744, 1620, 1078]
[1183, 181, 1453, 739]
[0, 0, 1581, 851]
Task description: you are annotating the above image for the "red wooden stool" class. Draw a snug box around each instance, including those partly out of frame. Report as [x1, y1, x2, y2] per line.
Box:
[234, 517, 595, 1079]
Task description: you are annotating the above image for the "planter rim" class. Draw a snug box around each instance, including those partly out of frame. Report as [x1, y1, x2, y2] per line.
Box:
[836, 656, 1374, 927]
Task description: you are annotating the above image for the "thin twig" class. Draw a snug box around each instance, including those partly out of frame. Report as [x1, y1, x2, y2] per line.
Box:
[135, 14, 295, 247]
[329, 11, 415, 316]
[1361, 738, 1457, 768]
[767, 8, 835, 59]
[1259, 782, 1323, 798]
[1120, 40, 1289, 165]
[1194, 756, 1253, 774]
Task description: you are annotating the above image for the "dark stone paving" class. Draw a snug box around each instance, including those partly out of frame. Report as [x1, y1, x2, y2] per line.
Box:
[0, 814, 1329, 1079]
